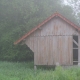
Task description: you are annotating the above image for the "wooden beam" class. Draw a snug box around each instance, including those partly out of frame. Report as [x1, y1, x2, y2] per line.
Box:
[73, 39, 78, 46]
[34, 65, 37, 70]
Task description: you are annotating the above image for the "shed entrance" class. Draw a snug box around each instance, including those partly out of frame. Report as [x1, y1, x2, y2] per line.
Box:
[73, 35, 78, 65]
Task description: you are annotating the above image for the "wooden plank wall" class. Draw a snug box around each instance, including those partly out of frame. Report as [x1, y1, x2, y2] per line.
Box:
[25, 17, 79, 66]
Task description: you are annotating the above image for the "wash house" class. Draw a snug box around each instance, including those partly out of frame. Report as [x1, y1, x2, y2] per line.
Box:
[14, 12, 80, 68]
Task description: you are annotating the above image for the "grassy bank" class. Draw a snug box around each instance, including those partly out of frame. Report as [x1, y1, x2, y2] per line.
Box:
[0, 61, 80, 80]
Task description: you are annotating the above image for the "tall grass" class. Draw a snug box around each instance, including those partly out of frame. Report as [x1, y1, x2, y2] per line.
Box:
[0, 61, 80, 80]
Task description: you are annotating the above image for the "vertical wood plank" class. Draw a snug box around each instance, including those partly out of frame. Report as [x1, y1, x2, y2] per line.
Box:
[34, 37, 38, 65]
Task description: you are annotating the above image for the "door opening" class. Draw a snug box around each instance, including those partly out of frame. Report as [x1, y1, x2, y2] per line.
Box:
[73, 35, 78, 65]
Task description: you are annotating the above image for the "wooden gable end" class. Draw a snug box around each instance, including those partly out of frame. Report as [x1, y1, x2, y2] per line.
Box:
[33, 17, 79, 36]
[14, 12, 80, 45]
[25, 16, 79, 51]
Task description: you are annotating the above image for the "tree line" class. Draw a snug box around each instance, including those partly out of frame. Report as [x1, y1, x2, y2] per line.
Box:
[0, 0, 79, 61]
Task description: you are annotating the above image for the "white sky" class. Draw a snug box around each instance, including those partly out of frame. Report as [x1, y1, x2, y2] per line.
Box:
[63, 0, 73, 5]
[63, 0, 69, 5]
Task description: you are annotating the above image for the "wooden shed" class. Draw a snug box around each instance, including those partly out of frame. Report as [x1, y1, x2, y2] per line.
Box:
[14, 12, 80, 67]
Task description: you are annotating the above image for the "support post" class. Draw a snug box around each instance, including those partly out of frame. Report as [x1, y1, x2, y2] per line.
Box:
[78, 63, 80, 66]
[34, 65, 37, 70]
[56, 62, 59, 66]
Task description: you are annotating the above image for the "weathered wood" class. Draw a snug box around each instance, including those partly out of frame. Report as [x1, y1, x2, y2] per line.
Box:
[25, 17, 79, 66]
[68, 36, 73, 65]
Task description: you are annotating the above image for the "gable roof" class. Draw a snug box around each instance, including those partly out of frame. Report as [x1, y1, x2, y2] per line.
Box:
[14, 12, 80, 45]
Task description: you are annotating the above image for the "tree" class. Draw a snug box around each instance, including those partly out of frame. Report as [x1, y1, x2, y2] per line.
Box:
[0, 0, 79, 61]
[62, 0, 80, 25]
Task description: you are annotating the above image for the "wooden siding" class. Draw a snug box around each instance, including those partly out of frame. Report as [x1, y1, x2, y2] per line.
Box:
[25, 17, 79, 66]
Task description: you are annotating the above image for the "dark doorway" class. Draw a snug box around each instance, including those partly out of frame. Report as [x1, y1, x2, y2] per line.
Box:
[73, 35, 78, 65]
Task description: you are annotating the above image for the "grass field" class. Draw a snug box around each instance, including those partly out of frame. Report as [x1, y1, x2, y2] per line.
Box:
[0, 61, 80, 80]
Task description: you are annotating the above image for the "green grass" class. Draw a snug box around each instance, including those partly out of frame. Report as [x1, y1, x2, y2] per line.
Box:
[0, 61, 80, 80]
